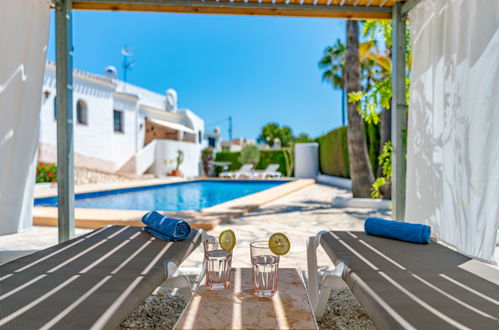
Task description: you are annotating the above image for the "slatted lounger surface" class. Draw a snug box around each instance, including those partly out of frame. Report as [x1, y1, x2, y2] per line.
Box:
[0, 225, 201, 330]
[313, 231, 499, 330]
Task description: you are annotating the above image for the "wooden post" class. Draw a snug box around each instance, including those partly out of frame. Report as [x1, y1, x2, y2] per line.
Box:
[55, 0, 75, 242]
[391, 2, 407, 220]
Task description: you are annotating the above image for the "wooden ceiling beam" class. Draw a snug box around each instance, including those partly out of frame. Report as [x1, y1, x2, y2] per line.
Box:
[72, 0, 393, 19]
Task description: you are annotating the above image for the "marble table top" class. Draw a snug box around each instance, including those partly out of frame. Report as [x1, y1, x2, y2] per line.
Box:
[175, 268, 317, 329]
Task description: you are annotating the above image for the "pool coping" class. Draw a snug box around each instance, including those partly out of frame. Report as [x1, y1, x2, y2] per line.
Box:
[32, 178, 315, 231]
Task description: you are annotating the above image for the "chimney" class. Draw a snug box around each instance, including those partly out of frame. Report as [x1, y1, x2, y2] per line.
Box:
[165, 88, 178, 112]
[103, 66, 117, 80]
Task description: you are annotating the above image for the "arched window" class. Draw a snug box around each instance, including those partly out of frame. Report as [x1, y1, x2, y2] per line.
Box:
[76, 100, 88, 125]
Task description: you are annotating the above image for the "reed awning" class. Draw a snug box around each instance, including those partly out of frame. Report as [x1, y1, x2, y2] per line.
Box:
[147, 117, 196, 134]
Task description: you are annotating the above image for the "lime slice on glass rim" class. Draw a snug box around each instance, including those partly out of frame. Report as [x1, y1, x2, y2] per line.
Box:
[268, 233, 290, 255]
[219, 229, 236, 252]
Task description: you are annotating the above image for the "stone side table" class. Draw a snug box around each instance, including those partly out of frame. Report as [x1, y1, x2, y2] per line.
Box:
[175, 268, 317, 329]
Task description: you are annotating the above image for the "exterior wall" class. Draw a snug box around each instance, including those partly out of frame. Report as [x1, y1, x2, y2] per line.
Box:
[39, 64, 204, 177]
[221, 143, 243, 152]
[112, 94, 142, 168]
[39, 66, 141, 172]
[134, 140, 156, 175]
[150, 140, 202, 178]
[180, 109, 205, 144]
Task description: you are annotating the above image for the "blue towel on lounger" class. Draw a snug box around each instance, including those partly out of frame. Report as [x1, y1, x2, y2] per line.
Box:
[364, 217, 431, 244]
[142, 211, 191, 241]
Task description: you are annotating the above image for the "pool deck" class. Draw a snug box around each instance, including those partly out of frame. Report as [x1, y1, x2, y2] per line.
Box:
[32, 178, 315, 231]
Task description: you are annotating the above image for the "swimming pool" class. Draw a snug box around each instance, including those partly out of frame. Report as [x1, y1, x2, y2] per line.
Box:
[34, 180, 286, 212]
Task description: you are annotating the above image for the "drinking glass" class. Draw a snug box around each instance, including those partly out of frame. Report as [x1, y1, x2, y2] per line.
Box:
[204, 238, 232, 290]
[250, 240, 279, 297]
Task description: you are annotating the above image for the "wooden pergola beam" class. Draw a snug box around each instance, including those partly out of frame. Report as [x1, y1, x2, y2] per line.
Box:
[55, 0, 76, 242]
[391, 1, 407, 220]
[72, 0, 392, 19]
[54, 0, 410, 241]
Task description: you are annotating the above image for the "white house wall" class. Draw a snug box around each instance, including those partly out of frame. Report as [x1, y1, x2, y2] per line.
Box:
[180, 109, 204, 144]
[38, 64, 204, 177]
[112, 95, 143, 169]
[151, 140, 202, 178]
[39, 67, 142, 172]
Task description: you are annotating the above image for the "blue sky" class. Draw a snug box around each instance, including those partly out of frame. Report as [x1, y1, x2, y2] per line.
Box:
[47, 11, 346, 141]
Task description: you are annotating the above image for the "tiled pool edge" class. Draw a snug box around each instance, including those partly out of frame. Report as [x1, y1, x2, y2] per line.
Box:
[32, 179, 315, 231]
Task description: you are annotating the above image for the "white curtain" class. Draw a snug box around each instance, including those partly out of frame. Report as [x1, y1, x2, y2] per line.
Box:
[406, 0, 499, 263]
[0, 0, 50, 234]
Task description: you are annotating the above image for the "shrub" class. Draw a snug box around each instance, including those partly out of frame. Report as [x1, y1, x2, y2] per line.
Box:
[238, 145, 260, 167]
[36, 163, 57, 183]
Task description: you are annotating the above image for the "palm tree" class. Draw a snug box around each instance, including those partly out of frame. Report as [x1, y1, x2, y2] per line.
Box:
[345, 20, 375, 198]
[320, 26, 393, 198]
[319, 39, 347, 126]
[319, 39, 385, 126]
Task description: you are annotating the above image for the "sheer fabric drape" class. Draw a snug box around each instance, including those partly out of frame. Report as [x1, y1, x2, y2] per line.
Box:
[406, 0, 499, 263]
[0, 0, 50, 234]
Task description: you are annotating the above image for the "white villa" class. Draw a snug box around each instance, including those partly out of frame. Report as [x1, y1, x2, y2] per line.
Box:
[39, 63, 220, 177]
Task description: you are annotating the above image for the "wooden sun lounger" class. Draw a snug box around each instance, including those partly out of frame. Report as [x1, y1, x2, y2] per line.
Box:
[0, 225, 203, 330]
[307, 231, 499, 329]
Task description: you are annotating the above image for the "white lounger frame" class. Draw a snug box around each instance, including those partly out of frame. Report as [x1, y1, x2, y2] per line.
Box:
[160, 229, 208, 300]
[306, 231, 347, 320]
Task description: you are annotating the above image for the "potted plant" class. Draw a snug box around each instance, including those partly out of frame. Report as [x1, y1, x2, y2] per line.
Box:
[170, 150, 184, 176]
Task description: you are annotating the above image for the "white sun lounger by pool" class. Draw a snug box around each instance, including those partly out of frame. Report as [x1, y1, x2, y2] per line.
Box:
[307, 231, 499, 329]
[0, 225, 206, 329]
[219, 164, 254, 179]
[254, 164, 282, 179]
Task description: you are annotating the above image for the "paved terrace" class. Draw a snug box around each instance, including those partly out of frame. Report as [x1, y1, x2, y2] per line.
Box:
[1, 184, 387, 269]
[3, 183, 498, 270]
[1, 183, 497, 329]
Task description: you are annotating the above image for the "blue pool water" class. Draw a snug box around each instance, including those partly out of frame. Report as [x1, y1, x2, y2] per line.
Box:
[34, 180, 285, 212]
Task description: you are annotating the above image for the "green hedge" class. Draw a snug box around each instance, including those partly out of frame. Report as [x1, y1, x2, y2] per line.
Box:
[319, 126, 350, 178]
[318, 124, 380, 178]
[364, 122, 380, 174]
[215, 149, 293, 176]
[215, 152, 242, 172]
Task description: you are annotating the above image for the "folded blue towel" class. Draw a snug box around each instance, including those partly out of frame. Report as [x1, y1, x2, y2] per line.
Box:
[142, 211, 191, 241]
[364, 217, 431, 244]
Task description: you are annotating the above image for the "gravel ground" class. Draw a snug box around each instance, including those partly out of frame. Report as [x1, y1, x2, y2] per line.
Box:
[119, 184, 387, 329]
[119, 275, 376, 330]
[119, 274, 202, 330]
[120, 287, 188, 329]
[74, 167, 144, 185]
[318, 289, 376, 330]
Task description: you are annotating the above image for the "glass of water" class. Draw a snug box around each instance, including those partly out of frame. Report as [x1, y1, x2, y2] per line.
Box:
[204, 238, 232, 290]
[250, 240, 279, 297]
